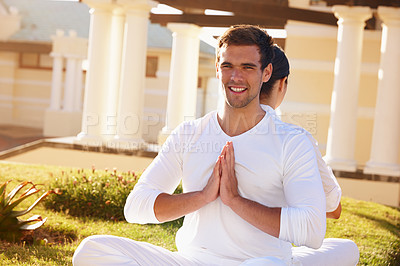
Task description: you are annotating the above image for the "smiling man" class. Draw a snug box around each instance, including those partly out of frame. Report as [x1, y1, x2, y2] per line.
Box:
[73, 25, 327, 265]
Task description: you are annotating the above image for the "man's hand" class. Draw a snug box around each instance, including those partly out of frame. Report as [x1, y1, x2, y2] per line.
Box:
[201, 141, 240, 206]
[219, 141, 240, 207]
[154, 151, 223, 222]
[201, 156, 222, 204]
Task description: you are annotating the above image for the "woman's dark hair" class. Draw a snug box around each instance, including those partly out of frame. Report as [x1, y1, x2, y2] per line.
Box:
[260, 45, 290, 98]
[216, 25, 274, 70]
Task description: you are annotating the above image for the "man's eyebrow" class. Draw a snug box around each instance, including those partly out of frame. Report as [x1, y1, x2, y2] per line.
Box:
[241, 63, 257, 67]
[220, 62, 258, 67]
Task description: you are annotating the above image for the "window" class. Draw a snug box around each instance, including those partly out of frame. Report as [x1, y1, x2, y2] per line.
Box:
[198, 77, 202, 88]
[20, 53, 39, 68]
[146, 56, 158, 77]
[19, 53, 53, 69]
[39, 54, 53, 68]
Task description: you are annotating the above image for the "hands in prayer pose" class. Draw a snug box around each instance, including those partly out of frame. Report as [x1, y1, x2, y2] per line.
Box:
[203, 141, 239, 207]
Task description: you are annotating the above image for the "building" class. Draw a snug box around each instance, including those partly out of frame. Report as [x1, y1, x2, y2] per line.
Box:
[0, 0, 399, 206]
[0, 0, 216, 145]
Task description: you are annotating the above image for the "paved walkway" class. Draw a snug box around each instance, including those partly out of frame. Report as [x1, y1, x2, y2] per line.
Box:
[0, 125, 154, 172]
[0, 125, 45, 152]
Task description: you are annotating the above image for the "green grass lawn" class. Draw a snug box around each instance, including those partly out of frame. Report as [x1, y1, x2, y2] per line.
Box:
[0, 161, 399, 265]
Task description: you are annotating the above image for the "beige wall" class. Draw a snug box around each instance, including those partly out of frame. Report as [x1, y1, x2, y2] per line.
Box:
[143, 49, 171, 143]
[0, 52, 16, 124]
[338, 177, 400, 207]
[0, 52, 52, 128]
[13, 68, 51, 127]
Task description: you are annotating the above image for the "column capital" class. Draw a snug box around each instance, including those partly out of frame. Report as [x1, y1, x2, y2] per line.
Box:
[51, 30, 88, 59]
[118, 0, 157, 13]
[82, 0, 116, 12]
[378, 6, 400, 27]
[167, 23, 202, 38]
[49, 52, 63, 58]
[333, 5, 372, 25]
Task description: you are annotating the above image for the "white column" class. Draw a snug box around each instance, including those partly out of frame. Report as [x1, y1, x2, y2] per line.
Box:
[114, 0, 155, 145]
[49, 52, 63, 110]
[105, 7, 125, 138]
[63, 56, 77, 112]
[158, 23, 201, 143]
[364, 7, 400, 177]
[325, 6, 372, 172]
[74, 59, 83, 111]
[77, 2, 113, 143]
[45, 29, 87, 137]
[204, 77, 220, 114]
[196, 87, 204, 118]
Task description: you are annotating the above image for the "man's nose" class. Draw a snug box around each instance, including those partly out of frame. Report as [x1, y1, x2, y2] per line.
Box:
[230, 68, 244, 82]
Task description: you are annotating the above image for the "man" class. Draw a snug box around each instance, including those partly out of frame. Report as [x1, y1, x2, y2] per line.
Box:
[73, 25, 327, 265]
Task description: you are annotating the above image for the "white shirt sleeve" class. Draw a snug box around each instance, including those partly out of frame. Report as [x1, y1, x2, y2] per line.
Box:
[305, 133, 342, 212]
[262, 104, 341, 213]
[279, 132, 326, 249]
[124, 126, 184, 224]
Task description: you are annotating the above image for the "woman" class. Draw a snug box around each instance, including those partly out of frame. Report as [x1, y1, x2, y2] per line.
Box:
[256, 44, 359, 266]
[260, 45, 342, 218]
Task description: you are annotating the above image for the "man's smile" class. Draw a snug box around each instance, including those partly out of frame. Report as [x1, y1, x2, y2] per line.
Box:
[229, 86, 247, 93]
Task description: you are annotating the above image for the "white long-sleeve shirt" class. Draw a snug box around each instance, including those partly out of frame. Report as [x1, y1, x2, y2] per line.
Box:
[264, 105, 342, 212]
[125, 106, 326, 264]
[305, 133, 341, 213]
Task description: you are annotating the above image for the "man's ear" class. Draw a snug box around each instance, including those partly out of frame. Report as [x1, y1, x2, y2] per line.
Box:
[216, 61, 220, 79]
[262, 63, 273, 83]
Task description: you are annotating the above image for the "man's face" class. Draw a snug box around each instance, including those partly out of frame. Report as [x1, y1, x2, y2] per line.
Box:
[216, 45, 271, 109]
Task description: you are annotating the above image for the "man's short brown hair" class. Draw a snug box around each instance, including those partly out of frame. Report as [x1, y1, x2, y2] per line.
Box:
[216, 25, 274, 70]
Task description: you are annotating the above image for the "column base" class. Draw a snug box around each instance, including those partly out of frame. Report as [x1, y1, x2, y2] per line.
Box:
[323, 156, 357, 172]
[75, 133, 104, 148]
[110, 136, 146, 152]
[364, 161, 400, 177]
[44, 109, 82, 137]
[157, 127, 172, 146]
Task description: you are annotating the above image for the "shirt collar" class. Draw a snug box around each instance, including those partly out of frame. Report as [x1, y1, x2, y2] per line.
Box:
[260, 104, 276, 115]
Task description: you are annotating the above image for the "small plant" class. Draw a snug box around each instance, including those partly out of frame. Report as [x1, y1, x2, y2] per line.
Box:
[45, 166, 183, 221]
[0, 180, 56, 242]
[45, 167, 140, 221]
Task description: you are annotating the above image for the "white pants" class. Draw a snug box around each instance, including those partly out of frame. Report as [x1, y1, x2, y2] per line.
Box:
[73, 235, 359, 266]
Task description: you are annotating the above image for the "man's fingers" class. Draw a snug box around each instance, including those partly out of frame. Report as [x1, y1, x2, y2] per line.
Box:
[225, 142, 232, 169]
[220, 142, 236, 179]
[216, 156, 222, 176]
[220, 143, 228, 157]
[230, 142, 235, 169]
[225, 142, 235, 175]
[220, 154, 229, 179]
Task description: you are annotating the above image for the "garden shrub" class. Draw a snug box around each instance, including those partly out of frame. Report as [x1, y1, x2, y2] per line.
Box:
[44, 167, 140, 221]
[45, 167, 183, 221]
